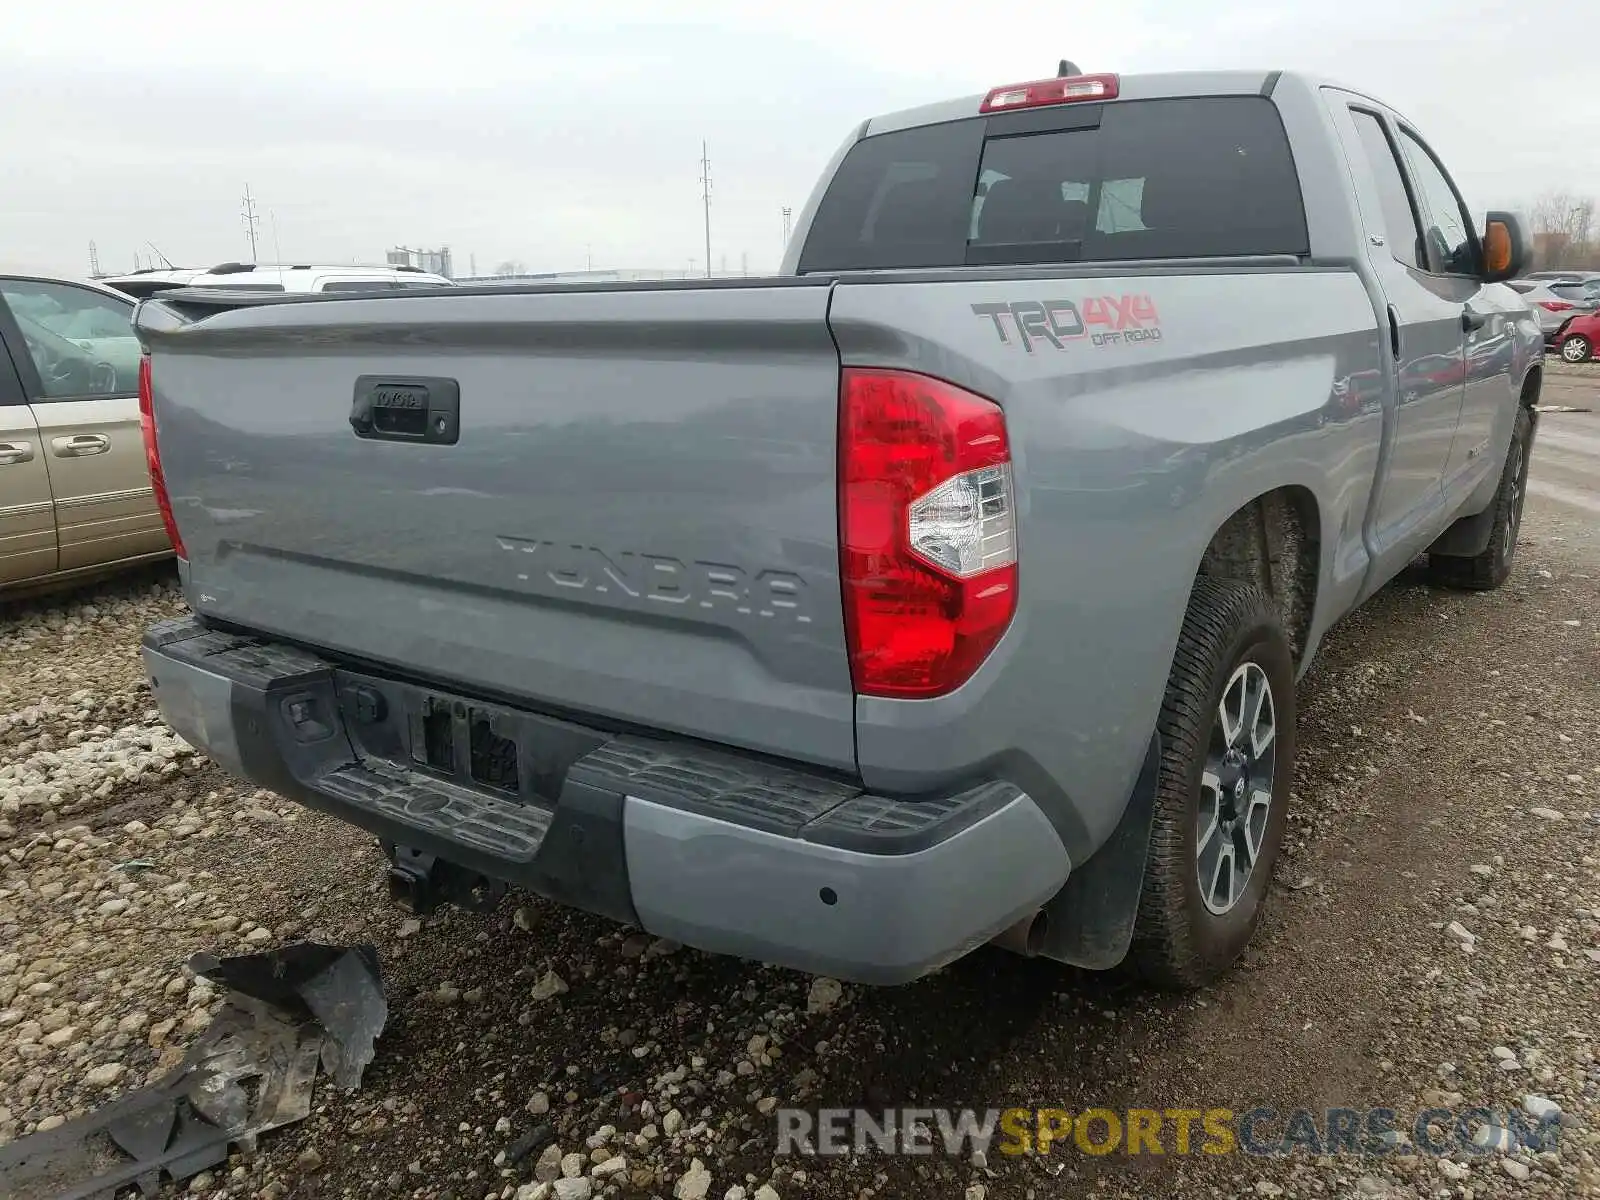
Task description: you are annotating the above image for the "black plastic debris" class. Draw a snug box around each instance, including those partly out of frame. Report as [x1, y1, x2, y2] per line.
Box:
[188, 943, 387, 1092]
[0, 943, 385, 1200]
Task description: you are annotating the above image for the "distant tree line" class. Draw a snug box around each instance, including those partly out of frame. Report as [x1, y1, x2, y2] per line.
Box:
[1529, 191, 1599, 271]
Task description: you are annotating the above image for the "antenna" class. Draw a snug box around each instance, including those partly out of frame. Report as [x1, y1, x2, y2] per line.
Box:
[241, 184, 261, 262]
[1058, 59, 1082, 77]
[698, 141, 713, 280]
[146, 241, 175, 269]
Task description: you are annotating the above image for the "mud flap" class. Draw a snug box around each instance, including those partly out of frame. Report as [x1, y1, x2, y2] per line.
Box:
[1037, 731, 1160, 969]
[1428, 503, 1497, 558]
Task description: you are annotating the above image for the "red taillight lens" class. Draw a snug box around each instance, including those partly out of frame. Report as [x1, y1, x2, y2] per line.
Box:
[839, 368, 1018, 699]
[980, 73, 1119, 114]
[1538, 301, 1575, 312]
[138, 354, 186, 560]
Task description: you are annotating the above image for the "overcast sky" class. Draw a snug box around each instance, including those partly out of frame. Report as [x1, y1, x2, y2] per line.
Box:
[0, 0, 1578, 279]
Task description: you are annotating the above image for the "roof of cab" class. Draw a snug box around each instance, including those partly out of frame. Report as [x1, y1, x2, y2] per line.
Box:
[863, 70, 1291, 137]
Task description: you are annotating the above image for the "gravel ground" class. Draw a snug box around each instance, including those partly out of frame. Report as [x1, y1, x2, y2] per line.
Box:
[2, 369, 1598, 1200]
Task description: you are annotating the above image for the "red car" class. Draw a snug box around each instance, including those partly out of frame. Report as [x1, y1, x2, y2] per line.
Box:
[1553, 309, 1600, 363]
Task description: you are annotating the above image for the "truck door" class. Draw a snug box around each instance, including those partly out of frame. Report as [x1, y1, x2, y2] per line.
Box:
[0, 328, 56, 584]
[1389, 121, 1512, 505]
[1334, 102, 1468, 575]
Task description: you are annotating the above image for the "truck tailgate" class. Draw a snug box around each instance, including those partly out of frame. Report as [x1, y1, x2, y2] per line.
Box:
[136, 284, 855, 770]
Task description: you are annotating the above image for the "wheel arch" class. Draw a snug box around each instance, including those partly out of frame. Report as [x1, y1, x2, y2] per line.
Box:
[1430, 371, 1540, 561]
[1192, 485, 1323, 668]
[1519, 362, 1543, 405]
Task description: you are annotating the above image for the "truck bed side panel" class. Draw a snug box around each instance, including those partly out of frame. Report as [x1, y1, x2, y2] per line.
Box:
[140, 285, 857, 770]
[830, 268, 1382, 859]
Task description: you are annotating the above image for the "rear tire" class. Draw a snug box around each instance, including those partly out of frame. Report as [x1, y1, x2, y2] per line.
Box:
[1560, 334, 1592, 363]
[1129, 577, 1295, 990]
[1427, 405, 1532, 592]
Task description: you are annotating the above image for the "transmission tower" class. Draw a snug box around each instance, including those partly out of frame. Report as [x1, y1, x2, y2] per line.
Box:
[781, 207, 793, 248]
[241, 184, 261, 262]
[88, 240, 101, 277]
[698, 142, 713, 279]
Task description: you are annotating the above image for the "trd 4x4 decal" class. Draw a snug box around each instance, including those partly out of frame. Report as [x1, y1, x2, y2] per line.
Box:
[971, 295, 1163, 353]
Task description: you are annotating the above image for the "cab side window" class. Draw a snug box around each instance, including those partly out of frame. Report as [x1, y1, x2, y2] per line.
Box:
[1347, 109, 1426, 271]
[1395, 129, 1477, 276]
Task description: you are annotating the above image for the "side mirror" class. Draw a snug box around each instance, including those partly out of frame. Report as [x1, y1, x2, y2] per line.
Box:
[1480, 210, 1530, 283]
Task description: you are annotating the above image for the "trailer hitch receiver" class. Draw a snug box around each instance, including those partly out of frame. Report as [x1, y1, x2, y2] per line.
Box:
[384, 844, 507, 915]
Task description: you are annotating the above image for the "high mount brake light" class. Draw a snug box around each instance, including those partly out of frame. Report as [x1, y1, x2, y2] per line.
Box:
[1538, 301, 1575, 312]
[839, 369, 1018, 699]
[138, 354, 186, 560]
[979, 73, 1120, 114]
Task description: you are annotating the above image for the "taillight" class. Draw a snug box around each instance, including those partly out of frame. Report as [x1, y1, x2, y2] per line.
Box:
[138, 354, 186, 560]
[839, 369, 1018, 699]
[980, 73, 1119, 114]
[1538, 301, 1575, 312]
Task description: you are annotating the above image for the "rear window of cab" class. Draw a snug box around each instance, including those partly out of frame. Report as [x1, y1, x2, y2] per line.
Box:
[798, 96, 1309, 272]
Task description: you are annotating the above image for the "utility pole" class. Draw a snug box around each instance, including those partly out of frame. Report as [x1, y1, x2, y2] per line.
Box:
[698, 141, 713, 279]
[241, 184, 261, 262]
[586, 244, 593, 272]
[781, 206, 793, 248]
[88, 240, 101, 277]
[469, 252, 477, 277]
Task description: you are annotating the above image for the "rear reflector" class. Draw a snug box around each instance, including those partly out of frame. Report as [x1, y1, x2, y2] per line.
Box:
[138, 354, 186, 560]
[980, 73, 1119, 114]
[839, 369, 1017, 699]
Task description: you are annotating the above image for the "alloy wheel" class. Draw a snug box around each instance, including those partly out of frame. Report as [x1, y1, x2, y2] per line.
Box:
[1197, 661, 1277, 916]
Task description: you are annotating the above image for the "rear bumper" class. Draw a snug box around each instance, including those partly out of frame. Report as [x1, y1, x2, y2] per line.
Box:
[142, 617, 1070, 984]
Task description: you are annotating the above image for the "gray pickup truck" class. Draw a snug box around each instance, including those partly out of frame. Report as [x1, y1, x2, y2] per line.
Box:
[135, 67, 1542, 989]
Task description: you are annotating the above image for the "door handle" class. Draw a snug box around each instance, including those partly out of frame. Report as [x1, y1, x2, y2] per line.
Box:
[1461, 309, 1487, 333]
[350, 376, 460, 444]
[0, 439, 35, 466]
[51, 433, 110, 457]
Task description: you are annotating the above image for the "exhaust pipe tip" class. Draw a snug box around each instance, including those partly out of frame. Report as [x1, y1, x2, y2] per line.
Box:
[991, 908, 1049, 958]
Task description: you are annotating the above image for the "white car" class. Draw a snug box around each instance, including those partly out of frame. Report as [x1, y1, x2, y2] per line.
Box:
[183, 263, 453, 293]
[97, 269, 206, 299]
[102, 263, 453, 298]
